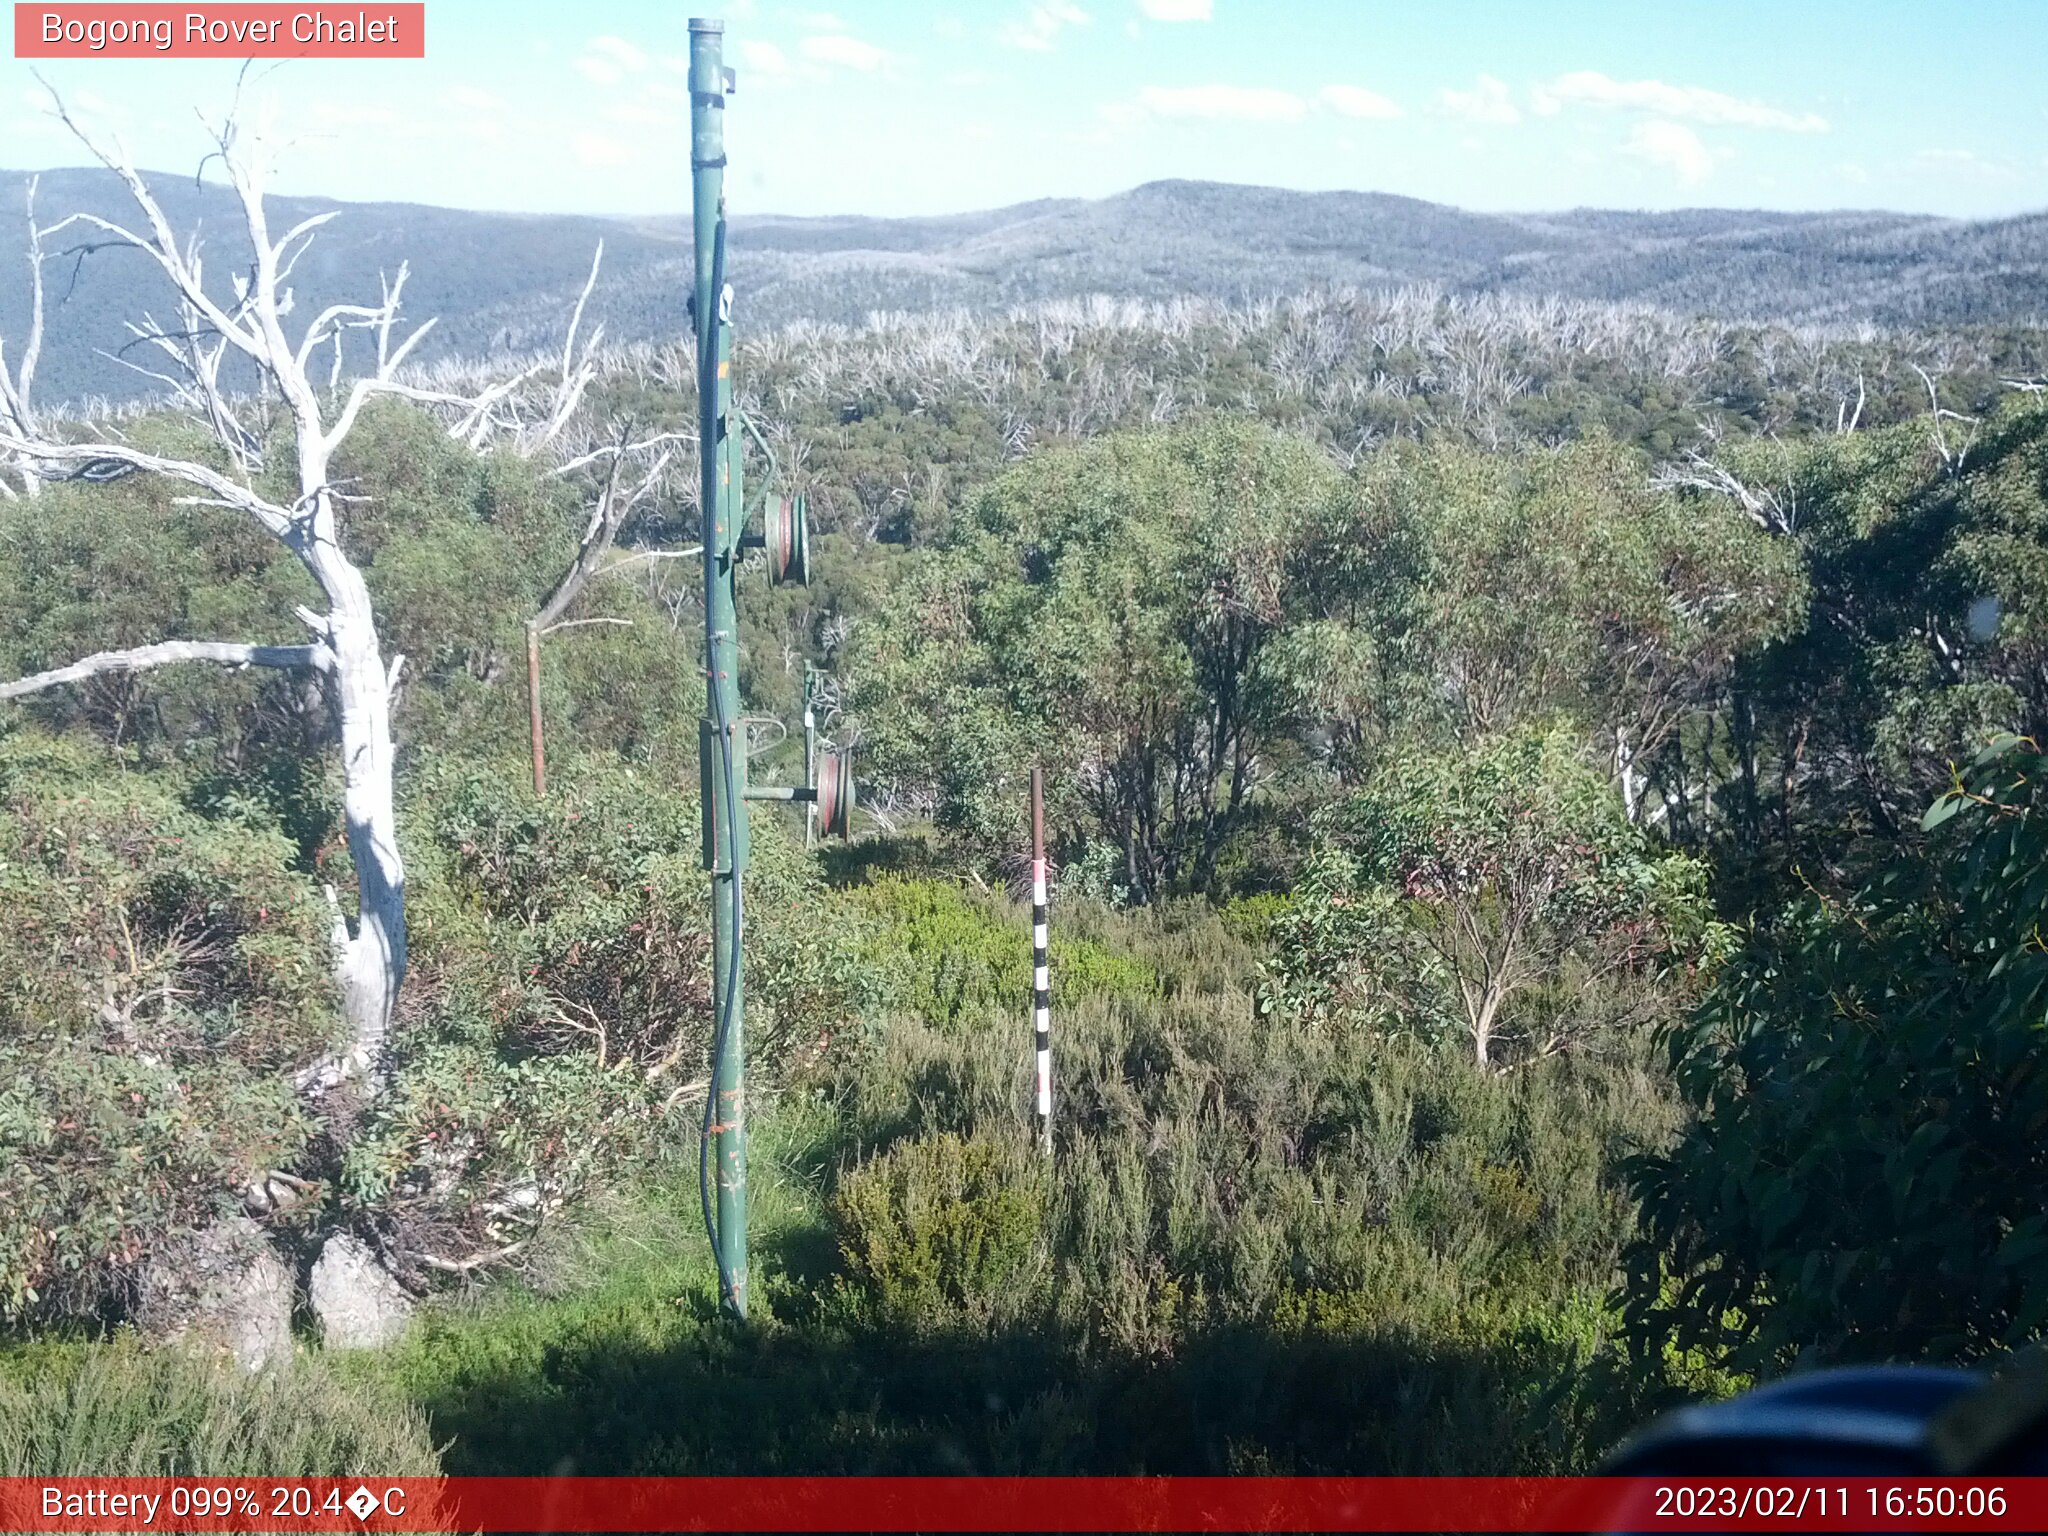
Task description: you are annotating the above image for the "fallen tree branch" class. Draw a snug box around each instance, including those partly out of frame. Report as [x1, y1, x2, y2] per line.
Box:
[409, 1240, 530, 1275]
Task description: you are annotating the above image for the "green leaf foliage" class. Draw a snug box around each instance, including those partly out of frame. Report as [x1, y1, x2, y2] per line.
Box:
[850, 418, 1354, 896]
[832, 1131, 1047, 1320]
[1627, 736, 2048, 1370]
[1266, 726, 1712, 1065]
[0, 731, 333, 1320]
[851, 875, 1158, 1028]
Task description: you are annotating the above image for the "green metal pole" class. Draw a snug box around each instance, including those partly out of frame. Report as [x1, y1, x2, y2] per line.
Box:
[690, 15, 747, 1319]
[803, 665, 818, 850]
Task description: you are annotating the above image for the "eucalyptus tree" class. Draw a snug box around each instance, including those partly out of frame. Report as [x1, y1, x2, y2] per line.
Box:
[1651, 393, 2048, 851]
[1628, 734, 2048, 1368]
[1324, 725, 1712, 1068]
[851, 418, 1347, 897]
[1373, 437, 1802, 823]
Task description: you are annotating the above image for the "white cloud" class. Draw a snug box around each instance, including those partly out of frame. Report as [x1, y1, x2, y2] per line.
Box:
[799, 32, 889, 71]
[1319, 84, 1401, 120]
[311, 102, 406, 131]
[999, 2, 1089, 52]
[606, 100, 682, 129]
[738, 39, 789, 76]
[445, 85, 505, 113]
[575, 35, 658, 86]
[1437, 75, 1519, 125]
[1136, 0, 1211, 19]
[586, 36, 648, 73]
[1912, 147, 2017, 181]
[573, 131, 635, 168]
[1623, 119, 1715, 184]
[1108, 82, 1395, 127]
[1136, 84, 1306, 121]
[1536, 71, 1826, 132]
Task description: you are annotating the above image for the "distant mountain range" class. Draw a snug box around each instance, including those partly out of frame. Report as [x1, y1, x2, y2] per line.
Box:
[3, 169, 2044, 404]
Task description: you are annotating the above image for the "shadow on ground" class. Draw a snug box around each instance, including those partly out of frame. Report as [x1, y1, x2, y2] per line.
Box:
[417, 1297, 1613, 1476]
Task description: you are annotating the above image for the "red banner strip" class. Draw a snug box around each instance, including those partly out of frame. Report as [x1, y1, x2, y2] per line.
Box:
[13, 5, 425, 59]
[1, 1477, 2044, 1532]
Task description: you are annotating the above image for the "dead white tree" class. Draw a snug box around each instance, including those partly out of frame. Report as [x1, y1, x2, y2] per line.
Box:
[1651, 426, 1802, 538]
[1913, 363, 1980, 478]
[0, 97, 530, 1087]
[0, 175, 47, 497]
[524, 427, 688, 795]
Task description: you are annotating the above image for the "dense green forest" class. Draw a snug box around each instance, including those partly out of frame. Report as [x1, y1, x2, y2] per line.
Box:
[4, 173, 2048, 1478]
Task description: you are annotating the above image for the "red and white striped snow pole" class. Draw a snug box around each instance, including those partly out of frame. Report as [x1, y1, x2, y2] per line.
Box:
[1030, 766, 1052, 1151]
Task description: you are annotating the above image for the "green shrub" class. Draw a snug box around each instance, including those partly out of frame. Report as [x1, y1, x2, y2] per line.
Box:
[1218, 891, 1292, 951]
[350, 750, 884, 1280]
[1266, 727, 1712, 1066]
[1628, 735, 2048, 1369]
[822, 889, 1677, 1371]
[853, 876, 1156, 1028]
[0, 732, 333, 1320]
[833, 1132, 1046, 1318]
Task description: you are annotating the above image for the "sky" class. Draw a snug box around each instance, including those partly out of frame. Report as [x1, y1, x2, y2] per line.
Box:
[3, 0, 2045, 221]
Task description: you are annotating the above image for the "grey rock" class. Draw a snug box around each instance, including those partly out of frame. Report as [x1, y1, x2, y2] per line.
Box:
[310, 1233, 414, 1350]
[136, 1215, 293, 1372]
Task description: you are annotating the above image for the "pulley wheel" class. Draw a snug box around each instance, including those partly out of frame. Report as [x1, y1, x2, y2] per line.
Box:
[764, 491, 810, 586]
[816, 749, 854, 840]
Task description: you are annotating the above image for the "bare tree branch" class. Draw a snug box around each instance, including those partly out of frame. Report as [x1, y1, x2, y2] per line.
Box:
[0, 639, 331, 700]
[1913, 363, 1979, 476]
[0, 431, 296, 537]
[532, 438, 675, 633]
[1651, 429, 1801, 538]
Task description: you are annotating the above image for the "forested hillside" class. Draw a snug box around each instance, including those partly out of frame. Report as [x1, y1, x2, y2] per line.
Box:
[6, 168, 2048, 404]
[4, 140, 2048, 1481]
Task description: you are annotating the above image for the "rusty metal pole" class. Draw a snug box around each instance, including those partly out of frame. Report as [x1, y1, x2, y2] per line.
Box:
[1030, 767, 1051, 1152]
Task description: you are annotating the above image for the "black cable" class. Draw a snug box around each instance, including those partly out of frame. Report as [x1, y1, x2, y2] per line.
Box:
[697, 208, 746, 1316]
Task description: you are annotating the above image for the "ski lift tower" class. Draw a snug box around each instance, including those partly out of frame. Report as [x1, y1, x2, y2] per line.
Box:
[689, 16, 853, 1320]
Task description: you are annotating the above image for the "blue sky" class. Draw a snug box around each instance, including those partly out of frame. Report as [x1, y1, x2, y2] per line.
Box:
[5, 0, 2044, 219]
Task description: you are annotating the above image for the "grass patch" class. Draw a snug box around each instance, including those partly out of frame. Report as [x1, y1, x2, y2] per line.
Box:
[0, 1340, 439, 1477]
